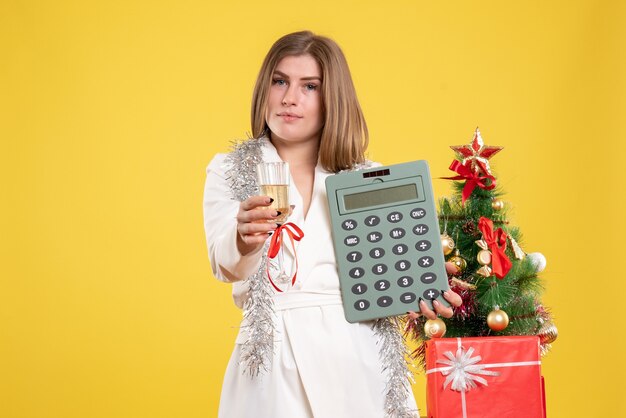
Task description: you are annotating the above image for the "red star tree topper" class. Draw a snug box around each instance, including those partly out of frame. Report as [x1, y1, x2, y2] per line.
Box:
[450, 128, 503, 176]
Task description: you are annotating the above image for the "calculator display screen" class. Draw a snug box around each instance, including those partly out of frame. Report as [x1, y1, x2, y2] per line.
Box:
[343, 184, 418, 210]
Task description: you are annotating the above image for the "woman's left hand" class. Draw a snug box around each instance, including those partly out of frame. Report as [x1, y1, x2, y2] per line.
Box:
[407, 262, 463, 320]
[414, 289, 463, 320]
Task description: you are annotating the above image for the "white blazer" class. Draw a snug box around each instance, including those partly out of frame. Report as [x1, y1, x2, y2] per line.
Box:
[203, 138, 418, 418]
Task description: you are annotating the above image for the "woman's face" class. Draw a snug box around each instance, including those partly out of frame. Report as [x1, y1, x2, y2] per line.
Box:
[265, 54, 324, 146]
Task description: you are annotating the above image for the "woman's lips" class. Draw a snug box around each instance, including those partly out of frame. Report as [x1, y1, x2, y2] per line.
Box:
[278, 112, 302, 121]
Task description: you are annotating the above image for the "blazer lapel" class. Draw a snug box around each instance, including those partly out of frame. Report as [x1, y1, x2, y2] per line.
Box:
[290, 167, 333, 284]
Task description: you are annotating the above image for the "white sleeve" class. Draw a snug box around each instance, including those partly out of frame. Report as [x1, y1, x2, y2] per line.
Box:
[203, 154, 264, 283]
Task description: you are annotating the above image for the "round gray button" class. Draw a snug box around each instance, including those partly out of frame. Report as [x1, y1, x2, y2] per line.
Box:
[398, 276, 414, 287]
[365, 215, 380, 227]
[413, 224, 429, 235]
[355, 299, 370, 311]
[349, 267, 365, 279]
[415, 240, 431, 251]
[395, 260, 411, 271]
[367, 232, 383, 243]
[347, 251, 363, 263]
[418, 256, 434, 267]
[372, 264, 388, 275]
[377, 296, 393, 307]
[387, 212, 403, 223]
[344, 235, 360, 246]
[410, 208, 426, 219]
[374, 280, 391, 291]
[369, 247, 385, 259]
[400, 292, 417, 304]
[423, 289, 440, 300]
[389, 228, 406, 239]
[352, 283, 367, 295]
[392, 244, 409, 255]
[342, 219, 357, 230]
[420, 272, 437, 284]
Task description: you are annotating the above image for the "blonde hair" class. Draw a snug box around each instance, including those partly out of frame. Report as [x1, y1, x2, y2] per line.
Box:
[251, 31, 369, 173]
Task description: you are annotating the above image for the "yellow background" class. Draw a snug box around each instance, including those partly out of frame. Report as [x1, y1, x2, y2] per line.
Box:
[1, 1, 624, 417]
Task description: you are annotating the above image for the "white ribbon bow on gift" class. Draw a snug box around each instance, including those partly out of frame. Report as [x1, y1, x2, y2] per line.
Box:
[437, 346, 500, 392]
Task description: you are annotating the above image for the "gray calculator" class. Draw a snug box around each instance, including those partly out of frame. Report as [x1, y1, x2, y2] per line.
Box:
[325, 160, 450, 323]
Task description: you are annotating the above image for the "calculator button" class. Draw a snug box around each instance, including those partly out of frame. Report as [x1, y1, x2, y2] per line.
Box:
[410, 208, 427, 219]
[355, 299, 370, 311]
[387, 212, 403, 223]
[392, 244, 409, 255]
[420, 272, 437, 284]
[398, 276, 414, 287]
[349, 267, 365, 279]
[395, 260, 411, 271]
[415, 240, 432, 251]
[369, 247, 385, 259]
[347, 251, 363, 263]
[367, 232, 383, 243]
[389, 228, 406, 239]
[364, 215, 380, 227]
[377, 296, 393, 307]
[413, 224, 429, 235]
[423, 289, 440, 300]
[372, 264, 388, 275]
[400, 292, 417, 304]
[342, 219, 358, 231]
[344, 235, 360, 246]
[418, 256, 434, 267]
[374, 280, 391, 291]
[351, 283, 368, 295]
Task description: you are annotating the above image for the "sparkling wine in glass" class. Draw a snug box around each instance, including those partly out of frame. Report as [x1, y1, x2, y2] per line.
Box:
[259, 184, 289, 224]
[256, 162, 291, 283]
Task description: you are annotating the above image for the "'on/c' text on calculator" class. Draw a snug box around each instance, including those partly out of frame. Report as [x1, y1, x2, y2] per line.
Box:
[325, 160, 450, 323]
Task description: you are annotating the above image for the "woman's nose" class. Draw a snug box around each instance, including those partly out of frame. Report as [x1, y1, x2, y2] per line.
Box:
[281, 85, 297, 106]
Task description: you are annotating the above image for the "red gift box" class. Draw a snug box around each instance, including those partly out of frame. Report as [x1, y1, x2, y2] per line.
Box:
[425, 336, 546, 418]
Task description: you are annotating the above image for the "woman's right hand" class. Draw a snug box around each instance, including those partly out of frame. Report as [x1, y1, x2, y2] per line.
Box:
[236, 195, 280, 255]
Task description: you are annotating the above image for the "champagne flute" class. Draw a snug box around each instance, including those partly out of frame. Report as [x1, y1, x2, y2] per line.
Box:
[256, 162, 291, 283]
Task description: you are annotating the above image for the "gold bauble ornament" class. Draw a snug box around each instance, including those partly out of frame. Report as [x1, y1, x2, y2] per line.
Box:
[448, 249, 467, 275]
[476, 249, 492, 266]
[492, 199, 504, 211]
[441, 234, 455, 256]
[537, 321, 558, 345]
[487, 307, 509, 331]
[424, 318, 447, 338]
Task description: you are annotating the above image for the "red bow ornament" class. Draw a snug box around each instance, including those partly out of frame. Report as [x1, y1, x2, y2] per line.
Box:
[266, 222, 304, 292]
[476, 217, 512, 279]
[443, 160, 496, 205]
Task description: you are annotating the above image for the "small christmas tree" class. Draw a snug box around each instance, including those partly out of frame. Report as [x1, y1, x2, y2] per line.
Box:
[407, 128, 557, 367]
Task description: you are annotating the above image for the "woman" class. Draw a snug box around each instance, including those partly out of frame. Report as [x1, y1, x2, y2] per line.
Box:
[203, 31, 461, 418]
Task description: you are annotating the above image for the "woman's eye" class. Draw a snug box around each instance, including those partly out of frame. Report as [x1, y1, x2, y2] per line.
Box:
[305, 84, 318, 91]
[272, 79, 286, 86]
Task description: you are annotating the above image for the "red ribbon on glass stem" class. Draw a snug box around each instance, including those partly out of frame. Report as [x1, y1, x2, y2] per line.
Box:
[477, 217, 512, 279]
[266, 222, 304, 292]
[443, 160, 496, 205]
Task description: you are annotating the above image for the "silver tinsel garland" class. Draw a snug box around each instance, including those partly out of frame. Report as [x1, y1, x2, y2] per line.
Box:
[374, 317, 419, 418]
[225, 136, 276, 376]
[225, 138, 416, 416]
[224, 136, 264, 201]
[239, 241, 275, 376]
